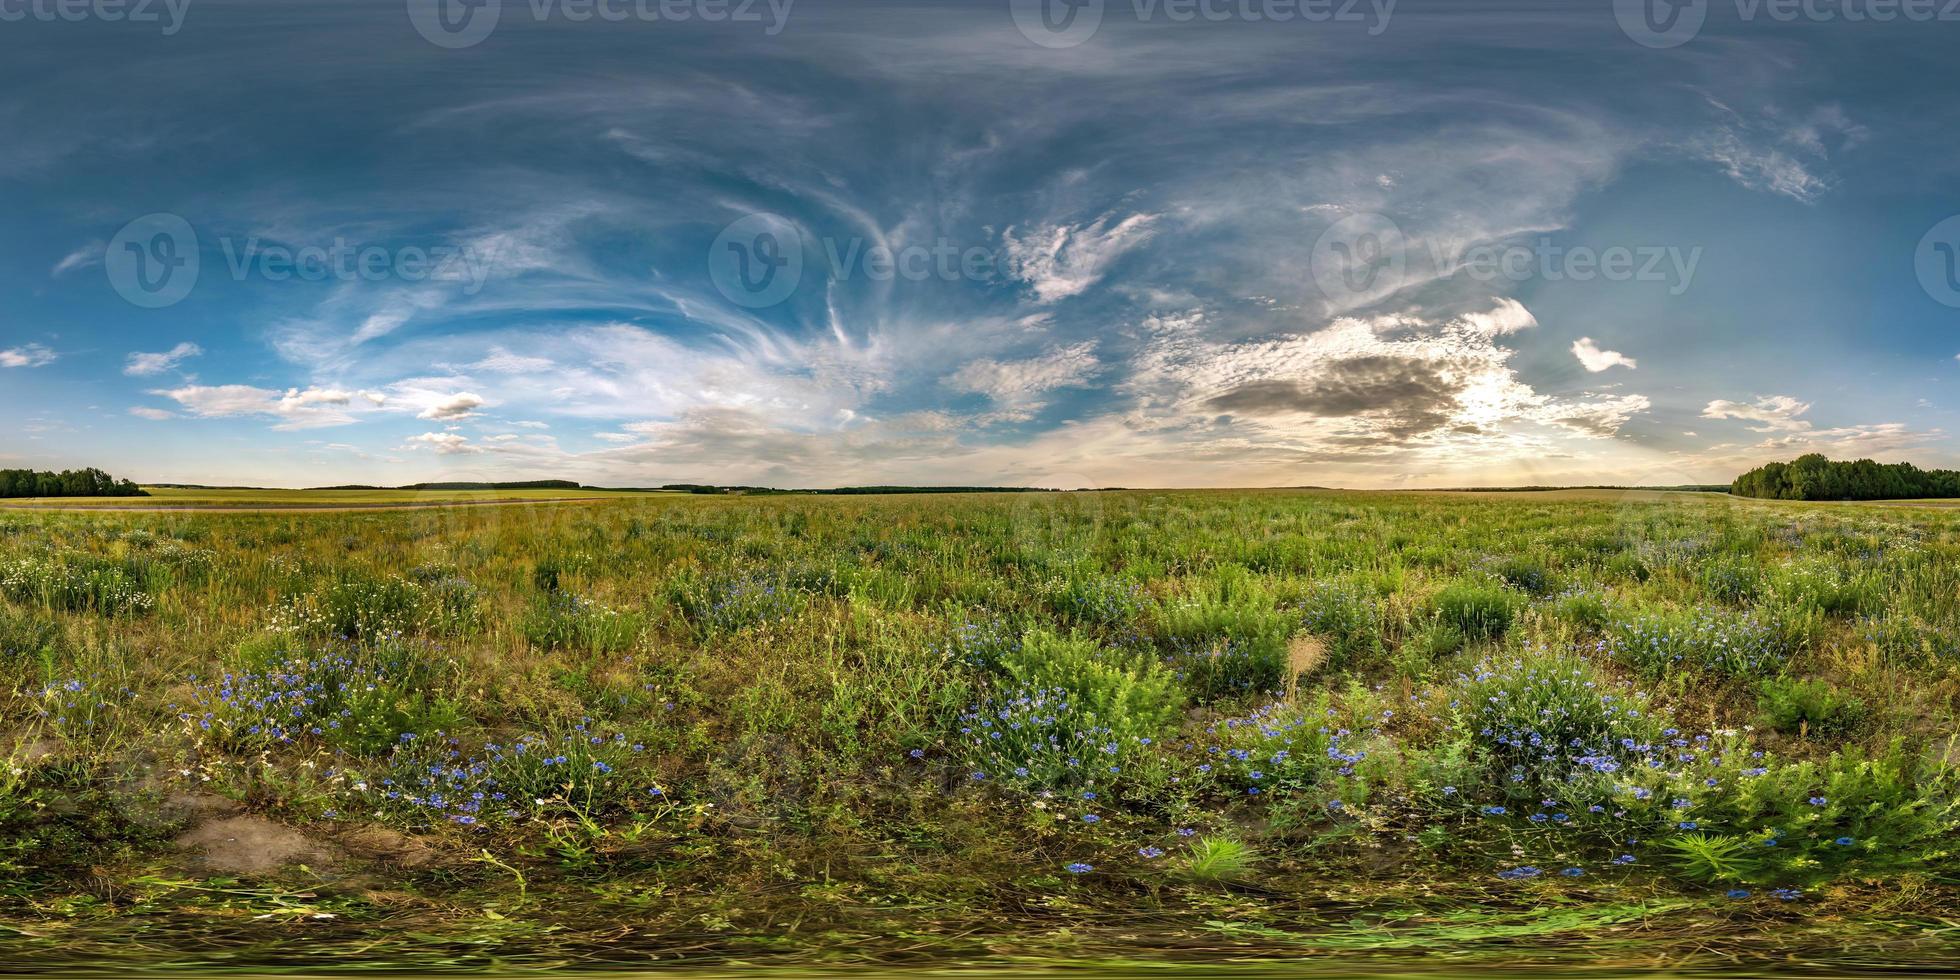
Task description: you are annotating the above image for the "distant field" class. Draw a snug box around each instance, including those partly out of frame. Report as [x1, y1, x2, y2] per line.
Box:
[0, 486, 656, 509]
[1, 488, 1957, 970]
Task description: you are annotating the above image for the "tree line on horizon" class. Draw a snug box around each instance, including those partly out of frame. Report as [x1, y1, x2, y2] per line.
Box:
[0, 468, 147, 499]
[1730, 453, 1960, 501]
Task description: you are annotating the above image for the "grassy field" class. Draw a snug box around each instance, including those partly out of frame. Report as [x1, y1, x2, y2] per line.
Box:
[0, 486, 650, 508]
[2, 489, 1957, 972]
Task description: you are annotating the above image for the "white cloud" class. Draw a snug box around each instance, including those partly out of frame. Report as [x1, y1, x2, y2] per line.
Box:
[1702, 395, 1812, 432]
[124, 341, 203, 376]
[1572, 337, 1636, 372]
[944, 342, 1099, 419]
[417, 392, 486, 420]
[128, 406, 175, 420]
[1459, 298, 1537, 336]
[0, 344, 56, 368]
[155, 384, 384, 429]
[471, 347, 556, 373]
[404, 431, 481, 455]
[51, 243, 103, 277]
[1003, 212, 1158, 303]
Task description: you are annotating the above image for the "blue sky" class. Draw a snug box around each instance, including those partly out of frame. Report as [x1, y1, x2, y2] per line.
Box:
[3, 0, 1959, 488]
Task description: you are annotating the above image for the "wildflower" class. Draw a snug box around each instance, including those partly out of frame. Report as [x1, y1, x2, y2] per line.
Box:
[1726, 889, 1751, 899]
[1065, 862, 1093, 874]
[1560, 867, 1584, 877]
[1138, 846, 1164, 859]
[1834, 836, 1854, 846]
[1082, 814, 1100, 824]
[908, 748, 925, 759]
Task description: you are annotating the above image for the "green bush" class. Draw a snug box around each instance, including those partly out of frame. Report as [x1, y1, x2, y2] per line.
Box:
[1756, 676, 1869, 737]
[180, 640, 465, 756]
[957, 630, 1177, 791]
[1433, 580, 1523, 640]
[1601, 607, 1794, 678]
[1157, 578, 1294, 699]
[522, 592, 642, 653]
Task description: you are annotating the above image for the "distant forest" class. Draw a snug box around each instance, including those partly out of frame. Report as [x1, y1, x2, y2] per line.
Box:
[0, 468, 147, 498]
[1731, 453, 1960, 500]
[308, 480, 583, 491]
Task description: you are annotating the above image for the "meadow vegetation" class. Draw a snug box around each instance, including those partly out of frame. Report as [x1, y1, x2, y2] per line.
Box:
[1, 488, 1957, 970]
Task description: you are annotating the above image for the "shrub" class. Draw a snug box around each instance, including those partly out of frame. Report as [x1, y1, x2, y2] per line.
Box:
[0, 553, 153, 616]
[1178, 836, 1256, 884]
[1042, 573, 1146, 629]
[522, 592, 641, 654]
[1755, 676, 1869, 738]
[1433, 580, 1523, 640]
[338, 724, 659, 829]
[1696, 556, 1762, 604]
[940, 614, 1023, 672]
[1292, 579, 1380, 664]
[277, 573, 429, 642]
[1766, 558, 1882, 618]
[956, 630, 1177, 791]
[666, 570, 807, 636]
[1600, 608, 1793, 678]
[178, 641, 464, 756]
[1447, 646, 1665, 792]
[1158, 587, 1294, 700]
[1484, 556, 1553, 596]
[0, 606, 63, 674]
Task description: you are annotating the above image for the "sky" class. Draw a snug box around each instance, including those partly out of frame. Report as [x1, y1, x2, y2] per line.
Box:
[3, 0, 1959, 489]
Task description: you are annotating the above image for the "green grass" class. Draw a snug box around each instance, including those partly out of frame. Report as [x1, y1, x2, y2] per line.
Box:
[0, 488, 1958, 971]
[0, 486, 648, 507]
